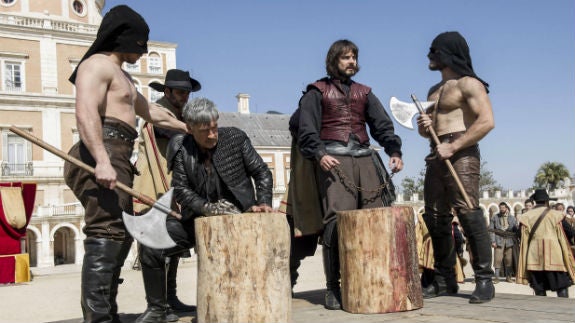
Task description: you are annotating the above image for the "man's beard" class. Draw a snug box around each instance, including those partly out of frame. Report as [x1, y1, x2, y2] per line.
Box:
[336, 66, 358, 80]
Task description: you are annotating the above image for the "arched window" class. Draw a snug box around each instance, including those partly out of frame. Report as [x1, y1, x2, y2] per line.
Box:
[147, 53, 162, 74]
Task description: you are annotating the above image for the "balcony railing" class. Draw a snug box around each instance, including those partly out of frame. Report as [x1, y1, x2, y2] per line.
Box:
[0, 13, 98, 34]
[35, 203, 84, 217]
[1, 162, 33, 176]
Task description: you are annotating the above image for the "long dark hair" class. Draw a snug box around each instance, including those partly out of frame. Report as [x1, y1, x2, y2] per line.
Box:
[325, 39, 360, 78]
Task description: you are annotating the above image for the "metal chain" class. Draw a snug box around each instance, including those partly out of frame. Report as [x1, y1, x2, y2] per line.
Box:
[332, 165, 394, 193]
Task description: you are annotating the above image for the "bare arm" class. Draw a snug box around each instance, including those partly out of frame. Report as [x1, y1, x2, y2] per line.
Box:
[74, 58, 117, 189]
[436, 78, 494, 159]
[134, 93, 187, 133]
[416, 107, 433, 138]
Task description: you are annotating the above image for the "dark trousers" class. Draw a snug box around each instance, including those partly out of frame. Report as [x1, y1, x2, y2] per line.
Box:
[316, 155, 384, 224]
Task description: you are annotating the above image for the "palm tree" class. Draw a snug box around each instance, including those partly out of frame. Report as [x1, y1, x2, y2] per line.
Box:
[534, 162, 570, 190]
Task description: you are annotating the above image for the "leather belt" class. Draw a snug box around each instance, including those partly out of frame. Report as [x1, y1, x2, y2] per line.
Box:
[437, 131, 465, 143]
[102, 125, 136, 144]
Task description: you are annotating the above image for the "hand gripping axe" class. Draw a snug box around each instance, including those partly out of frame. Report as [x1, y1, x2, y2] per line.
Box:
[388, 95, 474, 208]
[9, 126, 179, 249]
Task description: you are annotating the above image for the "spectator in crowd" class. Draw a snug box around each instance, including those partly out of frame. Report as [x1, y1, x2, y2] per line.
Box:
[517, 189, 575, 298]
[489, 202, 518, 283]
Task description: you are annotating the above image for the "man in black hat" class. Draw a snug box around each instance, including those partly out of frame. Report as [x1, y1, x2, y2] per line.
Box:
[134, 69, 200, 322]
[416, 31, 495, 304]
[63, 5, 187, 323]
[149, 69, 201, 154]
[516, 189, 575, 298]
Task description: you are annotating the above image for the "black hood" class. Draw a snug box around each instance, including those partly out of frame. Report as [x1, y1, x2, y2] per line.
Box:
[69, 5, 149, 84]
[429, 31, 489, 92]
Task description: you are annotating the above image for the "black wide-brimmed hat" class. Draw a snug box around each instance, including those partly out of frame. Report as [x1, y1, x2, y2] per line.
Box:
[150, 69, 201, 93]
[529, 189, 557, 202]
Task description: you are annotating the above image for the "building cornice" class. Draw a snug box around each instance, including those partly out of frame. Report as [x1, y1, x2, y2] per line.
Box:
[0, 93, 76, 109]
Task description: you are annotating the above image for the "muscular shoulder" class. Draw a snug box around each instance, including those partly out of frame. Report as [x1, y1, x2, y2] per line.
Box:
[77, 54, 116, 80]
[457, 76, 488, 98]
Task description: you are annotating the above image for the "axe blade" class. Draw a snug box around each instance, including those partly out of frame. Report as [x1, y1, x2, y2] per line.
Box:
[123, 188, 177, 249]
[389, 97, 434, 129]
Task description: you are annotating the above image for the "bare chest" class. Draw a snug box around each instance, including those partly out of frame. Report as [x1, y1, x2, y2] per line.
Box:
[104, 70, 138, 126]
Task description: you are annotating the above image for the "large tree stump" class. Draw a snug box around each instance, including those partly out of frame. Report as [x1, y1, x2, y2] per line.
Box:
[337, 206, 423, 314]
[195, 212, 291, 323]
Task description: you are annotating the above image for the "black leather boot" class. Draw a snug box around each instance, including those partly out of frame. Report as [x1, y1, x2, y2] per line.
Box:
[422, 214, 459, 298]
[322, 221, 341, 310]
[323, 246, 342, 310]
[109, 240, 132, 323]
[459, 208, 495, 304]
[136, 246, 168, 323]
[534, 289, 547, 296]
[556, 288, 569, 298]
[166, 256, 196, 315]
[136, 266, 168, 323]
[81, 237, 132, 323]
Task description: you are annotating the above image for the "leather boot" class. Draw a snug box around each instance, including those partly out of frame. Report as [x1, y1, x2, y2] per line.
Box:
[166, 256, 196, 314]
[81, 237, 132, 323]
[534, 289, 547, 296]
[422, 214, 459, 298]
[136, 246, 168, 323]
[322, 220, 341, 310]
[109, 240, 132, 323]
[322, 246, 342, 310]
[459, 208, 495, 304]
[556, 288, 569, 298]
[136, 266, 168, 323]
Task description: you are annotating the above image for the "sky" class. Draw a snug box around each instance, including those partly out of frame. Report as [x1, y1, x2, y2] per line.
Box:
[104, 0, 574, 192]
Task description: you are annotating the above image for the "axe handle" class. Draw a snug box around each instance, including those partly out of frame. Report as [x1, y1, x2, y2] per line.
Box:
[9, 126, 182, 220]
[410, 95, 474, 209]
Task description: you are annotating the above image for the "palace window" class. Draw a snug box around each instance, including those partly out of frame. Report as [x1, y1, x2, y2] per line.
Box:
[147, 53, 162, 74]
[2, 61, 24, 92]
[2, 128, 32, 176]
[0, 0, 16, 7]
[125, 60, 141, 73]
[72, 0, 86, 16]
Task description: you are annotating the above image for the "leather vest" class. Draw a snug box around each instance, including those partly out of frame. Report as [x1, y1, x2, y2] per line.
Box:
[311, 79, 371, 144]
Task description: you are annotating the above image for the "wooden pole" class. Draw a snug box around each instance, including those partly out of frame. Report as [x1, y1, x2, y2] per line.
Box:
[195, 212, 291, 323]
[338, 206, 423, 314]
[8, 126, 181, 220]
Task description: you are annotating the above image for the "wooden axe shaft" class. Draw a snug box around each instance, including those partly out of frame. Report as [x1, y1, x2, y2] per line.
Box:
[9, 126, 182, 220]
[410, 95, 474, 209]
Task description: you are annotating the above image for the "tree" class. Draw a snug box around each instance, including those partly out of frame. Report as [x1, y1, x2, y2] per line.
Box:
[400, 168, 425, 198]
[534, 162, 570, 190]
[479, 161, 503, 193]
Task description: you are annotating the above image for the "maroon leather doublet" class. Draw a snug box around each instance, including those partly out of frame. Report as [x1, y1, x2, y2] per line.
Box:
[311, 79, 371, 144]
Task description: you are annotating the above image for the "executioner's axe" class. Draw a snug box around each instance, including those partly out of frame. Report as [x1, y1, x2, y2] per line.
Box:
[9, 126, 179, 249]
[389, 95, 474, 208]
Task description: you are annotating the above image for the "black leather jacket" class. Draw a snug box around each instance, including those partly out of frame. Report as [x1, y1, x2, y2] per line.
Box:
[167, 127, 273, 222]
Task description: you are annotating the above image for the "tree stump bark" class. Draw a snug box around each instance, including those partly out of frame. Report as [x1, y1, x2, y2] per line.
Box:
[337, 206, 423, 313]
[195, 212, 291, 323]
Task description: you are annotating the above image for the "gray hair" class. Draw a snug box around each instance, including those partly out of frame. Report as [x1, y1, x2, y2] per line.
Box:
[182, 97, 219, 125]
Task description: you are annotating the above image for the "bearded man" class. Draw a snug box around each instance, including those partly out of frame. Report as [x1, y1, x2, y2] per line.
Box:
[295, 39, 403, 310]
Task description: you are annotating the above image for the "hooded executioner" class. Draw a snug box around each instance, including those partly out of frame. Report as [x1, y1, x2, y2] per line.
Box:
[63, 5, 162, 323]
[418, 31, 496, 304]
